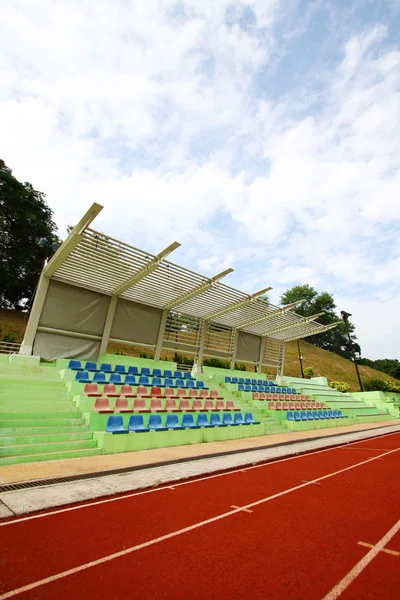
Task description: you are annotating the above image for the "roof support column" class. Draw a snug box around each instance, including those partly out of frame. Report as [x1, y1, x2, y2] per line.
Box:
[277, 342, 286, 382]
[154, 310, 169, 361]
[99, 296, 118, 356]
[19, 274, 50, 356]
[192, 320, 206, 375]
[257, 337, 266, 373]
[230, 329, 239, 371]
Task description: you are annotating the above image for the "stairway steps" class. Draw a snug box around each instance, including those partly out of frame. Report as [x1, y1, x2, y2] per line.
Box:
[0, 447, 102, 466]
[0, 432, 94, 446]
[0, 424, 89, 436]
[0, 405, 79, 413]
[0, 412, 82, 420]
[0, 418, 85, 428]
[0, 439, 98, 458]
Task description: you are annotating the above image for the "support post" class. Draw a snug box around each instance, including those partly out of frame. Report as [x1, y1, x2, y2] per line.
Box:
[19, 275, 50, 356]
[154, 309, 169, 361]
[297, 339, 304, 378]
[192, 320, 206, 375]
[99, 296, 118, 356]
[277, 342, 286, 382]
[230, 329, 239, 371]
[257, 337, 266, 373]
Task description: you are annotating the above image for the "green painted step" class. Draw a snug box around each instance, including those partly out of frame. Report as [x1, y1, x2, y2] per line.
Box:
[0, 447, 102, 466]
[0, 424, 89, 436]
[0, 439, 98, 457]
[0, 418, 85, 428]
[0, 404, 79, 413]
[0, 412, 82, 420]
[0, 432, 94, 446]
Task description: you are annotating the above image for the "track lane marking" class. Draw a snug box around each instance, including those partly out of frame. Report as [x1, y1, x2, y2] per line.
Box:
[0, 445, 398, 599]
[357, 541, 399, 556]
[322, 518, 400, 599]
[1, 430, 399, 528]
[231, 505, 253, 513]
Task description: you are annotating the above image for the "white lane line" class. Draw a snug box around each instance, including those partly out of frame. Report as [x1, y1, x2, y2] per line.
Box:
[357, 541, 400, 557]
[1, 429, 399, 528]
[0, 446, 398, 600]
[322, 518, 400, 599]
[231, 505, 253, 513]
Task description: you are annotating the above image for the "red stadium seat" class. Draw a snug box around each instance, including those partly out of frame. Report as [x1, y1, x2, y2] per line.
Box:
[165, 399, 179, 412]
[259, 393, 266, 401]
[273, 393, 279, 401]
[192, 399, 205, 412]
[301, 395, 306, 401]
[136, 386, 150, 398]
[215, 400, 225, 411]
[204, 399, 216, 411]
[279, 394, 285, 401]
[301, 402, 307, 410]
[103, 384, 119, 397]
[295, 402, 301, 410]
[289, 402, 295, 410]
[164, 387, 177, 398]
[94, 397, 113, 413]
[226, 400, 240, 412]
[133, 398, 150, 413]
[267, 393, 273, 401]
[210, 389, 223, 400]
[188, 388, 199, 398]
[150, 398, 166, 412]
[252, 392, 259, 400]
[276, 401, 282, 410]
[296, 394, 302, 401]
[282, 401, 289, 410]
[285, 394, 291, 401]
[268, 401, 276, 410]
[306, 402, 312, 410]
[199, 389, 209, 398]
[150, 386, 163, 398]
[84, 383, 101, 397]
[120, 385, 135, 397]
[179, 399, 194, 412]
[114, 397, 132, 413]
[177, 388, 189, 399]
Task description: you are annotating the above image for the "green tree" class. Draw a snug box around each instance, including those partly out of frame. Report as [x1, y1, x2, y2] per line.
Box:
[280, 284, 359, 358]
[0, 160, 59, 308]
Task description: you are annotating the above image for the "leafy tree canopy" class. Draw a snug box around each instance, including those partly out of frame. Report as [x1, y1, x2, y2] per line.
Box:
[280, 284, 360, 359]
[0, 160, 59, 309]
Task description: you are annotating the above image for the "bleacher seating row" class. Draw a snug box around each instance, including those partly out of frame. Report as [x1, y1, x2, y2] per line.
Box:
[69, 361, 193, 379]
[106, 412, 260, 433]
[83, 384, 222, 399]
[268, 401, 327, 410]
[95, 397, 239, 413]
[75, 372, 206, 387]
[287, 410, 347, 421]
[252, 393, 311, 401]
[225, 377, 275, 385]
[239, 384, 297, 393]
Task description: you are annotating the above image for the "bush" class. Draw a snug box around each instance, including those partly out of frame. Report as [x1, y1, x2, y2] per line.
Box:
[384, 380, 400, 394]
[362, 378, 389, 392]
[329, 381, 351, 393]
[303, 366, 315, 379]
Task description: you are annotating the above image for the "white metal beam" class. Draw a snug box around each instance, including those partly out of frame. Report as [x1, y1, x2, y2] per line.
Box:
[43, 203, 103, 277]
[99, 295, 118, 356]
[154, 309, 169, 361]
[230, 329, 239, 370]
[19, 274, 50, 356]
[235, 300, 305, 330]
[203, 286, 272, 320]
[263, 312, 325, 337]
[113, 241, 181, 296]
[164, 268, 234, 310]
[282, 322, 340, 342]
[192, 320, 207, 375]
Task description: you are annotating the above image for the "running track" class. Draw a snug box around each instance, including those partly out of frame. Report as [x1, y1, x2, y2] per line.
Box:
[1, 431, 399, 599]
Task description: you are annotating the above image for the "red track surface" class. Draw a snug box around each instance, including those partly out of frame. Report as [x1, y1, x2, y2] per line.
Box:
[1, 431, 400, 599]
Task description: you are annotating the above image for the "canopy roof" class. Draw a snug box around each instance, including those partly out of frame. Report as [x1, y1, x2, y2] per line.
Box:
[43, 203, 339, 342]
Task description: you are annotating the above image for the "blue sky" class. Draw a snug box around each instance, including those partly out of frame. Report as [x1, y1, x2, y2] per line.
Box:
[1, 0, 399, 359]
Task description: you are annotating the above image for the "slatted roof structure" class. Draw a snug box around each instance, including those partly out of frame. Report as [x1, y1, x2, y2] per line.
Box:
[41, 203, 339, 345]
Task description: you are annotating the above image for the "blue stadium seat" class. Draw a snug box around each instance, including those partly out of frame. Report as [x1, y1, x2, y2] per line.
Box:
[238, 378, 245, 384]
[124, 375, 136, 385]
[291, 388, 296, 394]
[244, 378, 251, 384]
[148, 414, 168, 431]
[100, 363, 112, 373]
[317, 410, 325, 419]
[210, 414, 227, 427]
[312, 411, 319, 420]
[175, 378, 184, 388]
[265, 386, 271, 393]
[85, 362, 99, 372]
[338, 410, 347, 418]
[251, 379, 257, 385]
[93, 372, 106, 383]
[164, 377, 176, 388]
[164, 370, 173, 379]
[234, 413, 245, 425]
[294, 411, 301, 421]
[186, 380, 195, 389]
[166, 414, 185, 430]
[127, 366, 138, 375]
[231, 377, 238, 384]
[300, 411, 308, 421]
[244, 385, 251, 392]
[238, 384, 245, 391]
[152, 369, 162, 377]
[287, 411, 295, 421]
[128, 415, 149, 433]
[268, 381, 275, 386]
[306, 411, 314, 420]
[196, 414, 213, 428]
[141, 367, 151, 376]
[196, 381, 205, 389]
[244, 412, 260, 425]
[139, 375, 150, 386]
[114, 365, 126, 374]
[174, 371, 183, 379]
[327, 410, 334, 419]
[225, 376, 231, 383]
[281, 387, 287, 393]
[251, 385, 258, 392]
[75, 371, 90, 382]
[223, 413, 239, 426]
[184, 372, 193, 380]
[152, 377, 163, 387]
[182, 414, 200, 429]
[106, 416, 128, 434]
[109, 373, 122, 384]
[68, 360, 83, 371]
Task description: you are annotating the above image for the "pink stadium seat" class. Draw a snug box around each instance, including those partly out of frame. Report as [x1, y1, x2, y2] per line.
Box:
[259, 393, 266, 401]
[289, 402, 295, 410]
[306, 402, 312, 410]
[296, 394, 302, 401]
[226, 400, 240, 412]
[315, 402, 321, 409]
[199, 389, 209, 398]
[103, 384, 119, 397]
[114, 397, 132, 413]
[252, 392, 259, 400]
[165, 399, 179, 412]
[204, 399, 216, 411]
[150, 398, 166, 412]
[268, 401, 276, 410]
[215, 400, 225, 411]
[285, 394, 291, 401]
[301, 402, 307, 410]
[210, 389, 223, 400]
[150, 386, 163, 398]
[84, 383, 101, 397]
[276, 401, 282, 410]
[94, 397, 113, 413]
[295, 402, 301, 410]
[279, 394, 285, 401]
[136, 386, 150, 398]
[273, 393, 279, 401]
[120, 385, 135, 397]
[133, 398, 150, 413]
[267, 393, 273, 401]
[192, 399, 205, 412]
[301, 395, 306, 401]
[188, 388, 199, 398]
[282, 401, 289, 410]
[305, 395, 311, 401]
[179, 399, 193, 412]
[177, 388, 189, 399]
[164, 387, 178, 398]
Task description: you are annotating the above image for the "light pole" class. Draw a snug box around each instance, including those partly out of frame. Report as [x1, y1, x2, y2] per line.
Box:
[340, 311, 363, 392]
[297, 339, 304, 378]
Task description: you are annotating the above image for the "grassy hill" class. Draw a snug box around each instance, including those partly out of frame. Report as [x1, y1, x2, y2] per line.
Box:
[0, 308, 397, 392]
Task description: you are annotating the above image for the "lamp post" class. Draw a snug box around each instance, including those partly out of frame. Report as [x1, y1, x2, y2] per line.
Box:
[340, 311, 363, 392]
[297, 339, 305, 378]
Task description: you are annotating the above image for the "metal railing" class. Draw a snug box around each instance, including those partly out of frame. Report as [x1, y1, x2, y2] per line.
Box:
[0, 341, 21, 354]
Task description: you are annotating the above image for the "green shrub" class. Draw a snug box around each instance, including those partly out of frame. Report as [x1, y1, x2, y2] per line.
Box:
[303, 366, 315, 379]
[329, 381, 351, 393]
[384, 380, 400, 393]
[362, 378, 389, 392]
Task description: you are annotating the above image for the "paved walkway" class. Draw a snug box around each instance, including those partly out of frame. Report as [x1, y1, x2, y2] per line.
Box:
[0, 420, 399, 518]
